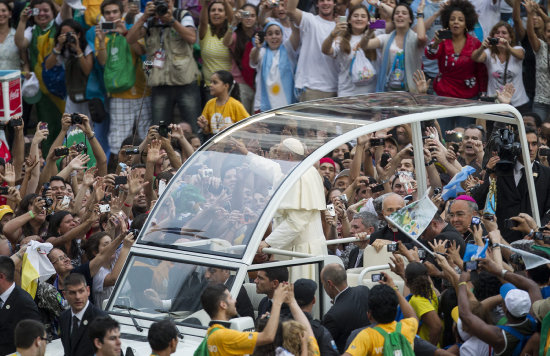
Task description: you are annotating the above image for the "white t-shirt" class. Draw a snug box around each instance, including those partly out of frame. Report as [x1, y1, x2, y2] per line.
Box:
[332, 34, 376, 96]
[483, 47, 529, 107]
[469, 0, 501, 39]
[251, 41, 298, 111]
[460, 336, 491, 356]
[295, 12, 338, 92]
[377, 33, 406, 89]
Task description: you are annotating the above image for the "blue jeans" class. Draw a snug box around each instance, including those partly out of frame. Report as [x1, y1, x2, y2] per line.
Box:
[151, 83, 201, 131]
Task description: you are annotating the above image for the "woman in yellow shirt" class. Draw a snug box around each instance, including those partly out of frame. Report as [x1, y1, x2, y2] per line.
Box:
[197, 70, 250, 136]
[405, 262, 442, 346]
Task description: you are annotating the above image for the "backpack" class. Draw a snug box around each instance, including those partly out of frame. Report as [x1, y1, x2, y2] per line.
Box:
[103, 33, 136, 93]
[497, 320, 536, 356]
[373, 322, 415, 356]
[193, 327, 220, 356]
[349, 48, 376, 85]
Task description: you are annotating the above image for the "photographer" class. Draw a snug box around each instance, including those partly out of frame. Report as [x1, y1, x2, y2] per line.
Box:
[126, 0, 201, 130]
[44, 20, 93, 118]
[472, 126, 550, 242]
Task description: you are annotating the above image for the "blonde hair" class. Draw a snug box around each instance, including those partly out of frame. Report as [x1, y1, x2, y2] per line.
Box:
[282, 321, 314, 356]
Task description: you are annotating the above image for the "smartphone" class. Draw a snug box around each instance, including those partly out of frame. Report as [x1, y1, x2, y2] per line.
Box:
[371, 273, 384, 282]
[9, 118, 22, 127]
[446, 132, 463, 142]
[471, 216, 481, 225]
[439, 30, 452, 39]
[380, 152, 391, 168]
[386, 243, 397, 252]
[488, 37, 499, 45]
[371, 183, 385, 193]
[241, 10, 250, 18]
[418, 249, 426, 260]
[32, 8, 40, 15]
[54, 147, 69, 157]
[326, 204, 336, 217]
[369, 19, 386, 29]
[504, 219, 519, 229]
[338, 15, 347, 23]
[114, 176, 128, 185]
[101, 22, 115, 30]
[61, 195, 71, 207]
[343, 152, 351, 160]
[464, 260, 478, 271]
[370, 138, 385, 147]
[339, 194, 348, 204]
[256, 31, 265, 44]
[39, 122, 48, 130]
[99, 204, 111, 213]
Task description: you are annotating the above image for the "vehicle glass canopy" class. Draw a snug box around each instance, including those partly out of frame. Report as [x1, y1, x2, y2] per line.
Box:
[137, 93, 513, 259]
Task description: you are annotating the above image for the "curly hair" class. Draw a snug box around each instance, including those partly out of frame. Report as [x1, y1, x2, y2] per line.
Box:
[282, 321, 315, 356]
[440, 0, 478, 32]
[405, 262, 433, 300]
[339, 5, 376, 61]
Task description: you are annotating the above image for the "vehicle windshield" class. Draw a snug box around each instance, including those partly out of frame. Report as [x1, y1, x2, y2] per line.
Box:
[110, 255, 238, 327]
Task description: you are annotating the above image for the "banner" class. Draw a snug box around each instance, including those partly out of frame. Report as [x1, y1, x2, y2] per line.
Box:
[498, 243, 550, 270]
[441, 165, 476, 201]
[21, 241, 56, 298]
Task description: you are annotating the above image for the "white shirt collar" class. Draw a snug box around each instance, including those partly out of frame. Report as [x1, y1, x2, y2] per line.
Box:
[514, 161, 524, 174]
[0, 282, 15, 304]
[71, 300, 90, 320]
[333, 286, 349, 303]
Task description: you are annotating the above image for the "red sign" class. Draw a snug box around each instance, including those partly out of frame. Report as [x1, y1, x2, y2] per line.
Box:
[0, 72, 22, 121]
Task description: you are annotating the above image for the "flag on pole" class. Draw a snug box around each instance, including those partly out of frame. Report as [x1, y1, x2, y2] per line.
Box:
[498, 243, 550, 269]
[21, 240, 56, 298]
[385, 194, 438, 255]
[463, 240, 489, 261]
[441, 165, 476, 201]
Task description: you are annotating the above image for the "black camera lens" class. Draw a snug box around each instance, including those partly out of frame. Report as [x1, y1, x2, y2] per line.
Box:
[154, 0, 168, 16]
[71, 113, 82, 125]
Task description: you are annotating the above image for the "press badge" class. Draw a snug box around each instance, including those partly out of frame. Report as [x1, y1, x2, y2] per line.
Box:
[153, 49, 166, 69]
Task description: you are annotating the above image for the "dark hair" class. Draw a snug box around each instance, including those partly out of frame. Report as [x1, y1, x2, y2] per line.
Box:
[16, 194, 39, 216]
[263, 266, 289, 283]
[525, 125, 538, 136]
[100, 0, 124, 15]
[49, 175, 66, 185]
[55, 19, 87, 54]
[89, 316, 120, 352]
[213, 70, 241, 101]
[148, 319, 179, 351]
[201, 283, 229, 318]
[470, 271, 500, 301]
[47, 210, 72, 237]
[64, 273, 87, 288]
[14, 319, 45, 349]
[83, 231, 110, 261]
[0, 0, 12, 27]
[29, 0, 57, 17]
[368, 284, 398, 323]
[391, 3, 413, 26]
[438, 288, 457, 347]
[130, 213, 148, 230]
[523, 112, 543, 128]
[121, 135, 142, 148]
[440, 0, 478, 32]
[405, 262, 433, 300]
[339, 5, 376, 60]
[464, 124, 486, 142]
[208, 0, 228, 38]
[488, 22, 516, 59]
[232, 3, 258, 70]
[0, 255, 14, 282]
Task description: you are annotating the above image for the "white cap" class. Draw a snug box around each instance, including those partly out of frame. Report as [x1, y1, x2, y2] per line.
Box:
[281, 138, 304, 156]
[65, 0, 86, 11]
[22, 73, 41, 104]
[504, 289, 532, 318]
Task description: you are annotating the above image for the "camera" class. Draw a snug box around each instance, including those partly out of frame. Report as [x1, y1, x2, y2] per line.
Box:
[267, 0, 279, 7]
[39, 122, 48, 130]
[125, 147, 140, 155]
[488, 37, 499, 45]
[74, 142, 87, 154]
[114, 176, 128, 185]
[504, 218, 519, 229]
[241, 10, 250, 18]
[540, 148, 550, 157]
[464, 260, 478, 271]
[433, 187, 442, 195]
[256, 30, 265, 44]
[326, 204, 336, 217]
[339, 194, 348, 204]
[510, 253, 525, 270]
[0, 187, 8, 195]
[371, 273, 385, 282]
[54, 147, 69, 157]
[370, 138, 385, 146]
[9, 118, 22, 127]
[100, 22, 115, 30]
[371, 183, 385, 193]
[66, 32, 76, 45]
[446, 132, 463, 142]
[99, 204, 111, 213]
[198, 168, 213, 178]
[418, 249, 426, 260]
[41, 183, 53, 208]
[70, 113, 82, 125]
[471, 216, 481, 225]
[380, 152, 391, 168]
[128, 229, 140, 238]
[154, 0, 169, 16]
[157, 120, 171, 138]
[32, 8, 40, 16]
[486, 128, 521, 175]
[386, 243, 397, 252]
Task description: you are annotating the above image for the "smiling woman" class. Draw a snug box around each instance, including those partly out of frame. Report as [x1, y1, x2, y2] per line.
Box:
[0, 0, 21, 70]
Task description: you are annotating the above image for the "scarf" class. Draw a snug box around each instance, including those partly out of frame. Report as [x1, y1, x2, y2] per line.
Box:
[260, 21, 295, 111]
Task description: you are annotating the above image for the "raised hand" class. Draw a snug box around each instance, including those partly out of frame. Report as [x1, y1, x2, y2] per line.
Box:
[0, 162, 16, 186]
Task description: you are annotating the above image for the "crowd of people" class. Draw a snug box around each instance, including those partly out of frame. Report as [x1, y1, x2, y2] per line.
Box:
[0, 0, 548, 353]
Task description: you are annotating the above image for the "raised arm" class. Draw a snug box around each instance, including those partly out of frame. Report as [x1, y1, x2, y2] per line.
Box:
[77, 114, 107, 176]
[471, 38, 489, 62]
[286, 0, 303, 25]
[322, 22, 347, 56]
[198, 0, 209, 40]
[15, 7, 31, 50]
[513, 0, 526, 40]
[526, 0, 541, 52]
[415, 0, 427, 46]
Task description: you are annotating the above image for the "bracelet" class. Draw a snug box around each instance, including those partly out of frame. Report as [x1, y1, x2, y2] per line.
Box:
[416, 12, 424, 18]
[124, 202, 131, 207]
[501, 269, 507, 278]
[75, 52, 84, 58]
[527, 229, 534, 237]
[52, 47, 61, 55]
[87, 132, 95, 140]
[28, 210, 35, 219]
[458, 281, 468, 287]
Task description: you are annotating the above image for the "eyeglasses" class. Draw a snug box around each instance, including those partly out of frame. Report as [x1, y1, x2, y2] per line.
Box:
[50, 254, 69, 264]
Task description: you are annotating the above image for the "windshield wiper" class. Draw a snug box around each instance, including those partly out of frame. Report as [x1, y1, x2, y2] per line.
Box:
[114, 305, 144, 332]
[154, 309, 184, 339]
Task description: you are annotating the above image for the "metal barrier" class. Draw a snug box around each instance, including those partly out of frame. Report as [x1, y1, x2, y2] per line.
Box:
[325, 236, 367, 245]
[262, 247, 314, 258]
[357, 264, 392, 285]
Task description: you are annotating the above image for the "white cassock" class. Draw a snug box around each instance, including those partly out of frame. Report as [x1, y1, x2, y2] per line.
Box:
[247, 153, 327, 281]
